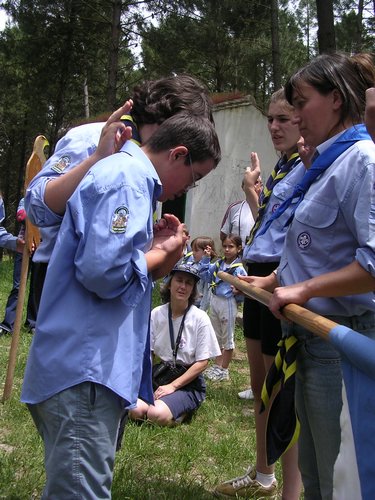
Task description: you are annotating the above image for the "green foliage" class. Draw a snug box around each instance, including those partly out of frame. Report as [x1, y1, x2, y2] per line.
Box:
[0, 0, 373, 221]
[140, 0, 308, 103]
[0, 0, 114, 223]
[335, 1, 375, 53]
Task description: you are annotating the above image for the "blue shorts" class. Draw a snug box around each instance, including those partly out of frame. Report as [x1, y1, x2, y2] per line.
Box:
[160, 379, 206, 420]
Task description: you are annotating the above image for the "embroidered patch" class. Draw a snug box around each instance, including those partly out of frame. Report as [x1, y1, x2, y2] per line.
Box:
[297, 232, 311, 249]
[51, 155, 71, 174]
[272, 203, 280, 213]
[110, 206, 129, 234]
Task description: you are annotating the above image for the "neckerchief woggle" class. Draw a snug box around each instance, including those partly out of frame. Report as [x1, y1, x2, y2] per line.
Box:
[256, 124, 371, 236]
[181, 251, 193, 264]
[210, 257, 243, 293]
[120, 114, 141, 146]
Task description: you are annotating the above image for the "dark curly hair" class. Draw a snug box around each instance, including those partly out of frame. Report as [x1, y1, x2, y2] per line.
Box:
[131, 74, 214, 127]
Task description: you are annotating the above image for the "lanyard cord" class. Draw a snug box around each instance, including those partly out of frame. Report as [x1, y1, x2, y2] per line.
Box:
[168, 303, 190, 367]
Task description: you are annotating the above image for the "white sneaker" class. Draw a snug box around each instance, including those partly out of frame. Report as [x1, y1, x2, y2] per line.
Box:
[204, 365, 222, 379]
[210, 368, 229, 381]
[238, 388, 254, 400]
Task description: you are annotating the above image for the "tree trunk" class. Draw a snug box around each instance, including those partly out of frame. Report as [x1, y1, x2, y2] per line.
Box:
[354, 0, 364, 52]
[83, 77, 90, 119]
[50, 2, 79, 149]
[306, 1, 311, 59]
[316, 0, 336, 53]
[270, 0, 281, 91]
[107, 0, 123, 110]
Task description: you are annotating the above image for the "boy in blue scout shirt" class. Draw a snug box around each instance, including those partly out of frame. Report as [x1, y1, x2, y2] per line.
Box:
[25, 75, 214, 309]
[21, 112, 221, 499]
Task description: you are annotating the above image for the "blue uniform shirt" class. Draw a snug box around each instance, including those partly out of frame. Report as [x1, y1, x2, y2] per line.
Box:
[0, 197, 17, 251]
[243, 161, 305, 263]
[25, 122, 105, 263]
[279, 133, 375, 316]
[21, 141, 161, 407]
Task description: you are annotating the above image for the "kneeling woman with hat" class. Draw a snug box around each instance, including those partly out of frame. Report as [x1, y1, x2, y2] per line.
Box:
[129, 263, 220, 426]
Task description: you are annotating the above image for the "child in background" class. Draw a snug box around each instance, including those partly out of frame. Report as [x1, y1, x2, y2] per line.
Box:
[0, 198, 37, 335]
[191, 236, 217, 311]
[199, 234, 247, 381]
[178, 226, 194, 264]
[0, 193, 24, 255]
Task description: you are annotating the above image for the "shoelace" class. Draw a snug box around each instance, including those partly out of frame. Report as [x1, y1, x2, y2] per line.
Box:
[233, 472, 253, 489]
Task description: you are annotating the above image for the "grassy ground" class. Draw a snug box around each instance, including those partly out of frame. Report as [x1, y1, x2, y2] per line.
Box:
[0, 257, 285, 499]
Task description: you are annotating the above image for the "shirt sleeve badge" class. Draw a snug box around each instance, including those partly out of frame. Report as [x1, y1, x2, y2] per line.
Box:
[51, 155, 71, 174]
[110, 206, 129, 234]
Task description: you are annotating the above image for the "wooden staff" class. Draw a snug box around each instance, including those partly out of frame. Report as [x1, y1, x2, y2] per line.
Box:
[218, 271, 338, 339]
[2, 135, 49, 402]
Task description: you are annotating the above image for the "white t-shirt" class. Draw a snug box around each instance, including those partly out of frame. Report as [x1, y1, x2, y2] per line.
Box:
[221, 200, 254, 247]
[151, 303, 221, 366]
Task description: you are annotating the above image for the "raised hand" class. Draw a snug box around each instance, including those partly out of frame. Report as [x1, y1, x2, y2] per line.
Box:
[95, 100, 134, 160]
[243, 152, 263, 217]
[297, 136, 316, 169]
[203, 245, 213, 258]
[244, 152, 261, 187]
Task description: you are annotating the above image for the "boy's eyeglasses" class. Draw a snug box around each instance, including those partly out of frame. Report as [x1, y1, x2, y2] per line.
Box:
[187, 153, 198, 190]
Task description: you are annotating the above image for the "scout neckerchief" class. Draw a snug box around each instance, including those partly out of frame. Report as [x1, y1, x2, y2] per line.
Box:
[210, 257, 243, 294]
[260, 336, 300, 465]
[168, 303, 190, 367]
[120, 114, 141, 146]
[246, 152, 300, 246]
[181, 251, 193, 264]
[257, 124, 371, 236]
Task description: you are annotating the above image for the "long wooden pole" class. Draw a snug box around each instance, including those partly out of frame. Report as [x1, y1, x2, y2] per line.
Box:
[2, 245, 30, 401]
[218, 271, 338, 338]
[2, 135, 48, 402]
